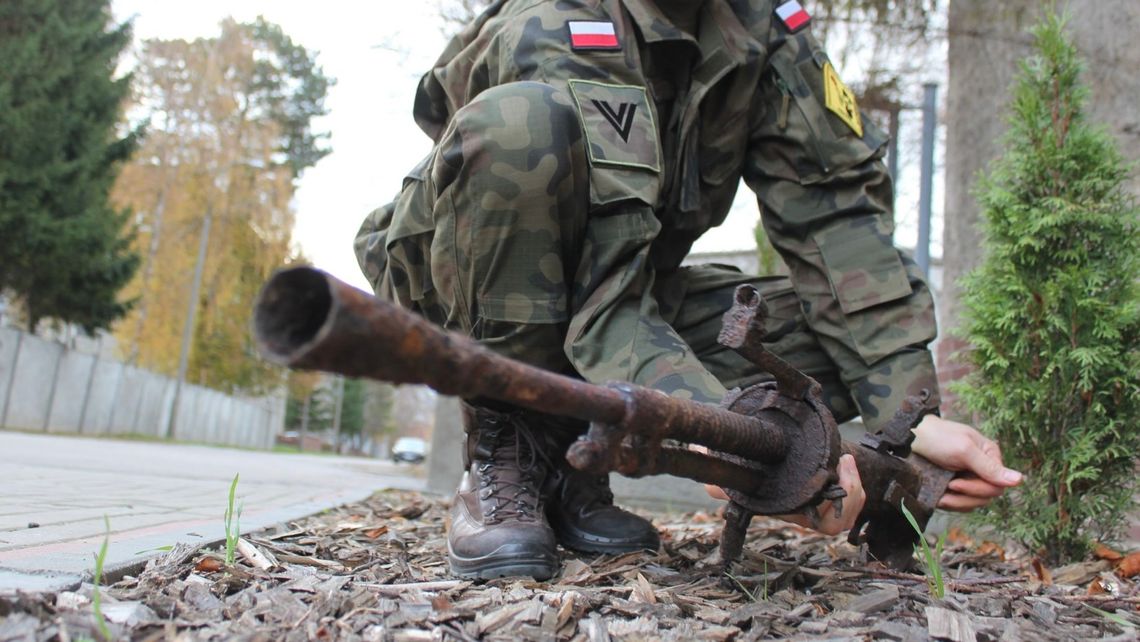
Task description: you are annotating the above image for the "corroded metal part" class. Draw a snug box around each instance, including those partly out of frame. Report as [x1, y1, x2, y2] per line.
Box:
[715, 285, 952, 569]
[255, 269, 954, 571]
[254, 266, 790, 478]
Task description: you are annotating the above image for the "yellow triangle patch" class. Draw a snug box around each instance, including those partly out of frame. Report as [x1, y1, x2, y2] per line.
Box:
[822, 62, 863, 138]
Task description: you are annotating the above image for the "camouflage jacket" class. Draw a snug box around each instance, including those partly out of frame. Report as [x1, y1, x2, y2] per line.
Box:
[357, 0, 940, 431]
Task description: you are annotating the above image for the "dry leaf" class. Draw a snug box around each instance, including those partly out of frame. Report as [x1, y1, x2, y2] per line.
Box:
[1116, 551, 1140, 579]
[1086, 578, 1108, 596]
[195, 556, 224, 573]
[1029, 558, 1053, 585]
[946, 526, 974, 547]
[1093, 543, 1123, 562]
[363, 526, 388, 539]
[976, 541, 1005, 561]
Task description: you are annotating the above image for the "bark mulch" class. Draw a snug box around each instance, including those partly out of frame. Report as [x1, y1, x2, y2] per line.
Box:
[2, 489, 1138, 641]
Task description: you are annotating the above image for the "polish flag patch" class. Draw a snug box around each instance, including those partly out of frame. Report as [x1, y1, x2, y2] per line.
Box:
[775, 1, 812, 33]
[568, 21, 620, 50]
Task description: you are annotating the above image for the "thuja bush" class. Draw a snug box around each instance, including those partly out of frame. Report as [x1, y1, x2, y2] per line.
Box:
[956, 14, 1140, 563]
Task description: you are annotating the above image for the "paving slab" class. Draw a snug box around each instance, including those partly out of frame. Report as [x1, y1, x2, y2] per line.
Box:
[0, 431, 425, 594]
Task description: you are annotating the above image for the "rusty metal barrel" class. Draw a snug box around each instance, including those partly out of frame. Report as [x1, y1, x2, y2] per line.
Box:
[252, 266, 790, 466]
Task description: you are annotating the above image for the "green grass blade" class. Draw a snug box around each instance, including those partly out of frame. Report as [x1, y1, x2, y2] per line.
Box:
[92, 516, 112, 641]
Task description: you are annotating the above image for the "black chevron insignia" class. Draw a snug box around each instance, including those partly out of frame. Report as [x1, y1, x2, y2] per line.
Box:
[591, 99, 637, 142]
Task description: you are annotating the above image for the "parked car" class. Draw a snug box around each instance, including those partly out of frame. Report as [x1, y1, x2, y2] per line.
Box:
[391, 437, 427, 464]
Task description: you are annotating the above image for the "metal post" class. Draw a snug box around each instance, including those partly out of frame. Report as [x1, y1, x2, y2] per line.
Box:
[917, 83, 938, 277]
[887, 106, 901, 185]
[166, 207, 212, 440]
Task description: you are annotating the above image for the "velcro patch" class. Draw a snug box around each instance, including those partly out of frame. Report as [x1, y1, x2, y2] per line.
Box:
[775, 1, 811, 33]
[568, 21, 621, 51]
[822, 62, 864, 137]
[568, 80, 660, 172]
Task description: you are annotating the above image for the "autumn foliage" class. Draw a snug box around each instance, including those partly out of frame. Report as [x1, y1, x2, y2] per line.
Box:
[112, 18, 332, 393]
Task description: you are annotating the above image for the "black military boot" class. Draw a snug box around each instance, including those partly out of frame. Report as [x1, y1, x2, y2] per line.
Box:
[447, 404, 558, 580]
[545, 452, 661, 555]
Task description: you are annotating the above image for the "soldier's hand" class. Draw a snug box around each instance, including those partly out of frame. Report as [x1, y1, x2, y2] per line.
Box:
[776, 454, 865, 535]
[703, 454, 867, 536]
[911, 415, 1023, 511]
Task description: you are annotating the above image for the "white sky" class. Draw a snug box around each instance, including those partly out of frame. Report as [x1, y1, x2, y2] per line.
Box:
[112, 1, 940, 293]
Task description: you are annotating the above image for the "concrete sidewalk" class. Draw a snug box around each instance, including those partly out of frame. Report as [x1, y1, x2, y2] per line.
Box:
[0, 431, 424, 594]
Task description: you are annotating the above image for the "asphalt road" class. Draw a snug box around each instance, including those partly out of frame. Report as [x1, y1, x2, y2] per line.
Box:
[0, 431, 424, 593]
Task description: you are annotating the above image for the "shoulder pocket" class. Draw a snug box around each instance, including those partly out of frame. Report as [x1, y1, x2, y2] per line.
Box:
[769, 54, 886, 185]
[568, 79, 660, 172]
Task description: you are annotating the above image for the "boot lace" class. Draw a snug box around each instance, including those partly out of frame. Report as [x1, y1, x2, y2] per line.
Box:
[478, 414, 553, 524]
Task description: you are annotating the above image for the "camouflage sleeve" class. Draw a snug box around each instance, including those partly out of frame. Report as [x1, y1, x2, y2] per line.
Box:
[742, 25, 940, 432]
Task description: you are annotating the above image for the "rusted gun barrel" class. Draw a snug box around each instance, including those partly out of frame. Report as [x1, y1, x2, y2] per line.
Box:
[253, 268, 793, 492]
[254, 267, 953, 568]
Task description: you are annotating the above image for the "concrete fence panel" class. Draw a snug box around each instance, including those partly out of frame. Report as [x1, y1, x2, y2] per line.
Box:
[0, 326, 284, 449]
[3, 333, 63, 431]
[112, 365, 148, 435]
[46, 350, 97, 433]
[81, 360, 125, 436]
[134, 374, 171, 438]
[0, 328, 22, 421]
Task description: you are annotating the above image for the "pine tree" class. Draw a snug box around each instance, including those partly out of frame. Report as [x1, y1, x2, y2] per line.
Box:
[956, 14, 1140, 563]
[0, 0, 140, 334]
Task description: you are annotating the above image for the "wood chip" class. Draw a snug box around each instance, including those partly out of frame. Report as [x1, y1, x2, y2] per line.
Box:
[237, 537, 277, 570]
[926, 606, 977, 642]
[630, 573, 657, 604]
[275, 553, 346, 572]
[0, 488, 1121, 641]
[361, 580, 467, 594]
[848, 585, 899, 614]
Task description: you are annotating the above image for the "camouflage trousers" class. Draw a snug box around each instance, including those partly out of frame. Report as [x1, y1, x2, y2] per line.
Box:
[370, 82, 858, 425]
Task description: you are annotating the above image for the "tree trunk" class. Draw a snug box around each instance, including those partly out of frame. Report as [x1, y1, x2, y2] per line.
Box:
[939, 0, 1140, 413]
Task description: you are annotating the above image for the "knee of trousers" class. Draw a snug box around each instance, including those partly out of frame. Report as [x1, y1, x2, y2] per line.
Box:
[431, 81, 590, 223]
[421, 82, 592, 362]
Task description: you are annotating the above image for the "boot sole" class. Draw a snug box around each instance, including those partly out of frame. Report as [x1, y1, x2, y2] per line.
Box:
[556, 530, 659, 555]
[448, 556, 557, 581]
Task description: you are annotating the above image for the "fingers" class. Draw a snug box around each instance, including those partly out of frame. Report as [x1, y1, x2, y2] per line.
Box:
[959, 443, 1023, 487]
[704, 484, 729, 501]
[812, 455, 866, 535]
[946, 474, 1005, 499]
[938, 491, 996, 512]
[913, 415, 1023, 490]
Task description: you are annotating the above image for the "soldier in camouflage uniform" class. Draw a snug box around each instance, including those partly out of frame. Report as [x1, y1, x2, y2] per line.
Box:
[356, 0, 1022, 580]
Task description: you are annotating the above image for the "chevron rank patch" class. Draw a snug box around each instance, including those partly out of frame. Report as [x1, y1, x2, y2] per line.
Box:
[775, 1, 811, 33]
[567, 79, 660, 172]
[568, 21, 620, 51]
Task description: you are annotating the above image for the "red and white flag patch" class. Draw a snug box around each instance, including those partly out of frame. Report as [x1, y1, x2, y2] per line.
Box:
[568, 21, 620, 50]
[775, 1, 811, 33]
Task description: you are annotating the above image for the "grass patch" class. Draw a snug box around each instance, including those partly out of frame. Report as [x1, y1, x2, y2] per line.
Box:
[91, 516, 112, 641]
[901, 500, 946, 599]
[224, 474, 242, 566]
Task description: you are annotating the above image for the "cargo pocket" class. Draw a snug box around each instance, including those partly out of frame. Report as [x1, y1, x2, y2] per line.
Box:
[815, 223, 916, 364]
